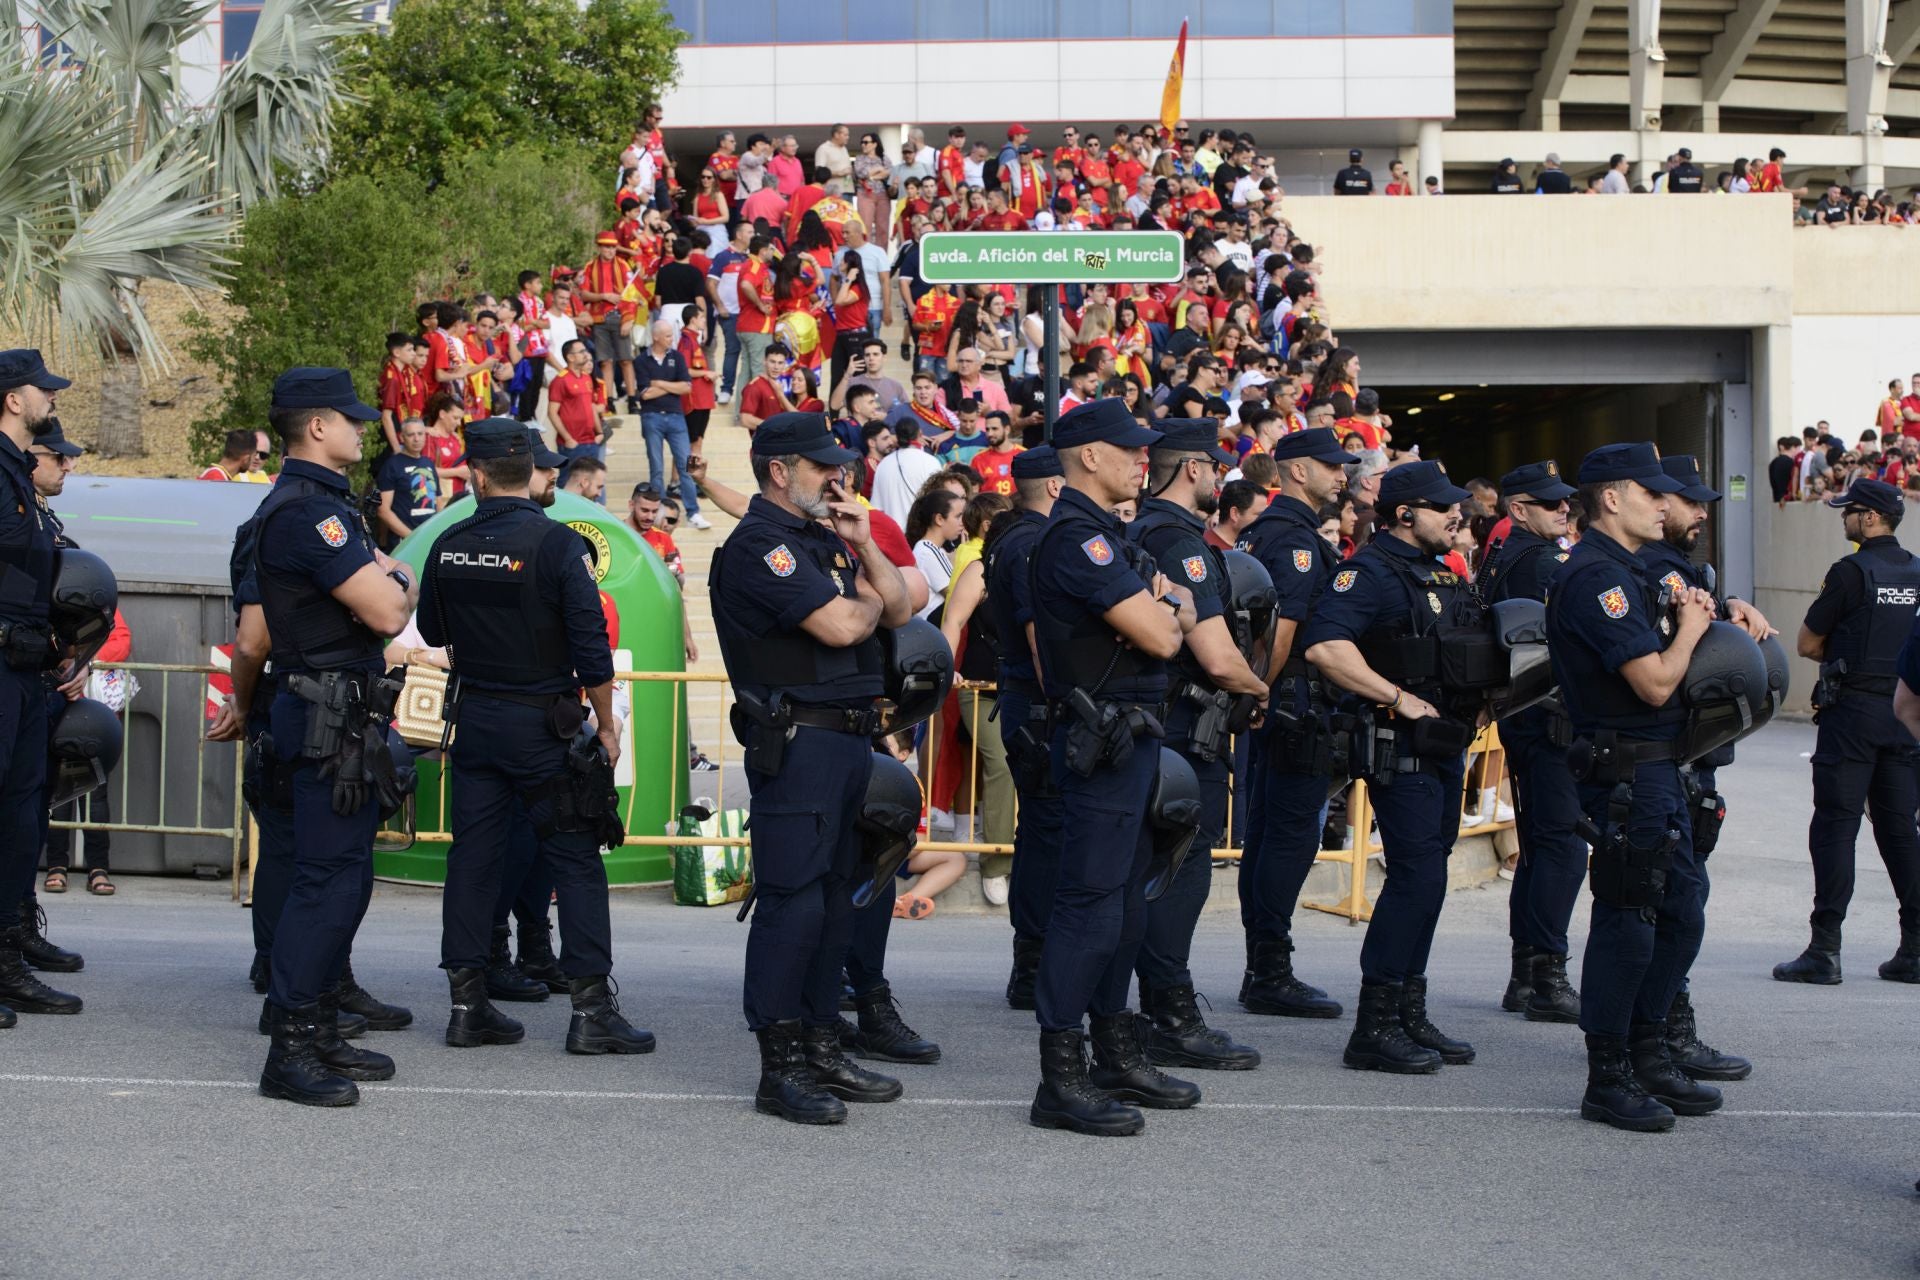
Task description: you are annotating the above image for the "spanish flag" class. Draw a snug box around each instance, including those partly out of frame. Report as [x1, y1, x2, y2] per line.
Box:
[1160, 18, 1188, 137]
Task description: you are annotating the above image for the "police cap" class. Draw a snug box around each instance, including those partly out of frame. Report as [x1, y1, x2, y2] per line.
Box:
[270, 366, 379, 422]
[1270, 427, 1357, 465]
[1379, 459, 1470, 509]
[1826, 476, 1902, 518]
[1499, 459, 1576, 501]
[39, 417, 84, 458]
[463, 417, 532, 461]
[1151, 419, 1236, 467]
[1660, 454, 1720, 503]
[1053, 398, 1161, 450]
[1010, 445, 1062, 480]
[751, 411, 858, 465]
[525, 428, 567, 469]
[0, 349, 71, 394]
[1575, 442, 1683, 492]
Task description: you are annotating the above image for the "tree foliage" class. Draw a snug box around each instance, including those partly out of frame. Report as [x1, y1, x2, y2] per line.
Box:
[330, 0, 681, 188]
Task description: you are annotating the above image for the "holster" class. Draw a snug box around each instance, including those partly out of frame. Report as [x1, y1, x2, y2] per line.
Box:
[0, 620, 54, 672]
[1575, 782, 1679, 916]
[1172, 683, 1232, 762]
[1682, 769, 1727, 859]
[243, 731, 295, 813]
[1005, 704, 1058, 797]
[1269, 709, 1352, 780]
[525, 739, 625, 848]
[286, 671, 361, 764]
[1062, 688, 1161, 779]
[729, 689, 793, 775]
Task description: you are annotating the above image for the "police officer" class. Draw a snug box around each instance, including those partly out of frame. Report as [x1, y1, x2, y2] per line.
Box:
[710, 411, 914, 1126]
[252, 367, 416, 1106]
[0, 351, 81, 1028]
[418, 418, 654, 1056]
[1777, 476, 1920, 986]
[1127, 420, 1265, 1071]
[1638, 454, 1766, 1077]
[1547, 442, 1722, 1133]
[1235, 427, 1354, 1019]
[1028, 398, 1198, 1136]
[1480, 460, 1583, 1023]
[1304, 460, 1488, 1073]
[1333, 148, 1374, 196]
[988, 446, 1066, 1009]
[1667, 147, 1704, 194]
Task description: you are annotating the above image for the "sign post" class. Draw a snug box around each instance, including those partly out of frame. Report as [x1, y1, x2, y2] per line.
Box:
[915, 230, 1185, 442]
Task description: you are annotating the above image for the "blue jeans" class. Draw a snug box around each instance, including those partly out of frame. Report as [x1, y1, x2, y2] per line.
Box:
[915, 354, 948, 384]
[641, 411, 700, 516]
[718, 313, 742, 396]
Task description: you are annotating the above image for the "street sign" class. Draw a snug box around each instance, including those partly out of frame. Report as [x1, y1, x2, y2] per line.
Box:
[915, 230, 1186, 285]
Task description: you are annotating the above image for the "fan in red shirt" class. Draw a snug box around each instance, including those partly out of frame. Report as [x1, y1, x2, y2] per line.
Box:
[547, 346, 606, 450]
[937, 126, 969, 200]
[1900, 376, 1920, 440]
[736, 248, 776, 337]
[708, 132, 741, 201]
[978, 189, 1027, 231]
[1000, 148, 1049, 221]
[912, 286, 961, 364]
[967, 412, 1023, 496]
[1051, 126, 1087, 174]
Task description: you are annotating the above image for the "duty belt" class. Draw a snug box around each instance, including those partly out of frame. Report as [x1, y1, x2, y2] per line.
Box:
[788, 704, 882, 736]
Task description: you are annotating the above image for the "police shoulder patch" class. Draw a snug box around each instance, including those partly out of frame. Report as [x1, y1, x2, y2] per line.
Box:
[1081, 536, 1114, 566]
[1182, 555, 1207, 583]
[763, 544, 797, 577]
[1555, 552, 1569, 562]
[1292, 549, 1313, 573]
[314, 515, 348, 549]
[1332, 568, 1358, 593]
[1661, 571, 1687, 594]
[1598, 585, 1629, 619]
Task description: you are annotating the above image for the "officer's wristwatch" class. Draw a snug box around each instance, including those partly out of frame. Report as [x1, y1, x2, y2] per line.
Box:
[387, 568, 413, 591]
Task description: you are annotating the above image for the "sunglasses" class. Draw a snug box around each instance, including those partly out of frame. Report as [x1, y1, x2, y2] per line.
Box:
[1515, 497, 1569, 511]
[1843, 505, 1874, 516]
[1408, 500, 1458, 513]
[662, 516, 679, 527]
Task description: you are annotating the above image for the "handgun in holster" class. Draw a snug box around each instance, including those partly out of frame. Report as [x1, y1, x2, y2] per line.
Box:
[1574, 782, 1678, 921]
[0, 619, 53, 672]
[1365, 718, 1397, 786]
[1681, 768, 1727, 858]
[1811, 659, 1848, 723]
[1179, 684, 1232, 763]
[1005, 704, 1057, 795]
[286, 671, 362, 764]
[730, 689, 794, 775]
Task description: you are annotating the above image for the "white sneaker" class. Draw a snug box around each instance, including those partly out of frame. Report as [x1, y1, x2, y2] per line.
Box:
[981, 874, 1009, 906]
[687, 513, 713, 530]
[928, 807, 956, 834]
[716, 390, 733, 405]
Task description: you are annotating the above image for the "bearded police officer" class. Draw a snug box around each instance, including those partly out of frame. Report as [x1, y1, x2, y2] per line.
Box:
[1778, 477, 1920, 986]
[710, 411, 913, 1126]
[252, 368, 416, 1106]
[1479, 460, 1583, 1023]
[1547, 442, 1721, 1133]
[1127, 420, 1265, 1071]
[1027, 399, 1202, 1137]
[1638, 455, 1767, 1076]
[418, 418, 654, 1057]
[988, 446, 1066, 1009]
[1235, 427, 1354, 1019]
[1305, 460, 1488, 1073]
[0, 351, 79, 1028]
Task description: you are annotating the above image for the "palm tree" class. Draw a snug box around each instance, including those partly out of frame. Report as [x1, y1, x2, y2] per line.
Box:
[1, 0, 364, 455]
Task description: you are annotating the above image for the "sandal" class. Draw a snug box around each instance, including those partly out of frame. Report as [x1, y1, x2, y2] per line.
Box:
[891, 892, 935, 921]
[43, 868, 67, 894]
[87, 869, 116, 896]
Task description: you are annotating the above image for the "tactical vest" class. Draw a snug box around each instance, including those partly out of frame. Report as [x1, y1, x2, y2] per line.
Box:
[1822, 544, 1920, 692]
[253, 474, 385, 674]
[709, 528, 883, 705]
[1029, 514, 1160, 697]
[0, 453, 54, 625]
[1484, 533, 1555, 606]
[1130, 501, 1226, 691]
[985, 514, 1042, 692]
[1547, 563, 1687, 732]
[1263, 511, 1342, 681]
[428, 503, 574, 688]
[1356, 545, 1503, 707]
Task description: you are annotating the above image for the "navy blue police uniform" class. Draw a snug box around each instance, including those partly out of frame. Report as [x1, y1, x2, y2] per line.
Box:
[1125, 420, 1261, 1070]
[1780, 477, 1920, 983]
[1302, 460, 1485, 1072]
[988, 447, 1065, 1008]
[711, 412, 908, 1124]
[1481, 460, 1584, 1022]
[1234, 427, 1355, 1018]
[418, 418, 651, 1055]
[1546, 442, 1719, 1132]
[1027, 399, 1199, 1135]
[0, 351, 75, 1025]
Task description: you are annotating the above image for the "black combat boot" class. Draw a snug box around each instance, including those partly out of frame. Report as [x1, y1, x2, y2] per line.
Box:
[1399, 975, 1475, 1064]
[1030, 1027, 1145, 1136]
[514, 917, 568, 993]
[0, 1000, 13, 1029]
[565, 976, 656, 1054]
[259, 997, 364, 1038]
[1665, 989, 1751, 1081]
[1139, 980, 1260, 1071]
[851, 983, 941, 1064]
[1581, 1032, 1675, 1132]
[1242, 936, 1342, 1018]
[337, 958, 412, 1029]
[1343, 981, 1441, 1074]
[1500, 942, 1536, 1012]
[1238, 934, 1257, 1004]
[248, 953, 270, 994]
[1006, 935, 1043, 1011]
[1772, 923, 1842, 984]
[0, 935, 82, 1014]
[1088, 1011, 1201, 1108]
[1629, 1021, 1723, 1115]
[802, 1022, 903, 1102]
[259, 1004, 359, 1108]
[312, 987, 396, 1081]
[755, 1020, 847, 1124]
[19, 901, 82, 973]
[1523, 951, 1581, 1024]
[444, 966, 525, 1047]
[485, 924, 549, 1002]
[1878, 926, 1920, 984]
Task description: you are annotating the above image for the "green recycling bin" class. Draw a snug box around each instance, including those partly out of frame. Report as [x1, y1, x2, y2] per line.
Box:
[376, 490, 688, 885]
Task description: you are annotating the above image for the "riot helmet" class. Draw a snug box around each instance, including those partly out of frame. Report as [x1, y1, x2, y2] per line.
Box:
[50, 548, 118, 667]
[1487, 597, 1557, 717]
[851, 751, 924, 908]
[1221, 549, 1277, 656]
[1143, 747, 1203, 902]
[878, 617, 954, 735]
[47, 696, 122, 809]
[1677, 620, 1770, 763]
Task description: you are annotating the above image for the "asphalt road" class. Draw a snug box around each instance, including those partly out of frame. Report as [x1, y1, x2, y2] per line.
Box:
[4, 718, 1916, 1280]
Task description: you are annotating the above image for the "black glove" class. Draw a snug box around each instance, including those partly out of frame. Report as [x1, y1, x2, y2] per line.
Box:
[319, 732, 369, 817]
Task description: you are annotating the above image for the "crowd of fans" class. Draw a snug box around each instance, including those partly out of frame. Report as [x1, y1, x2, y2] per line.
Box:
[1769, 379, 1920, 505]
